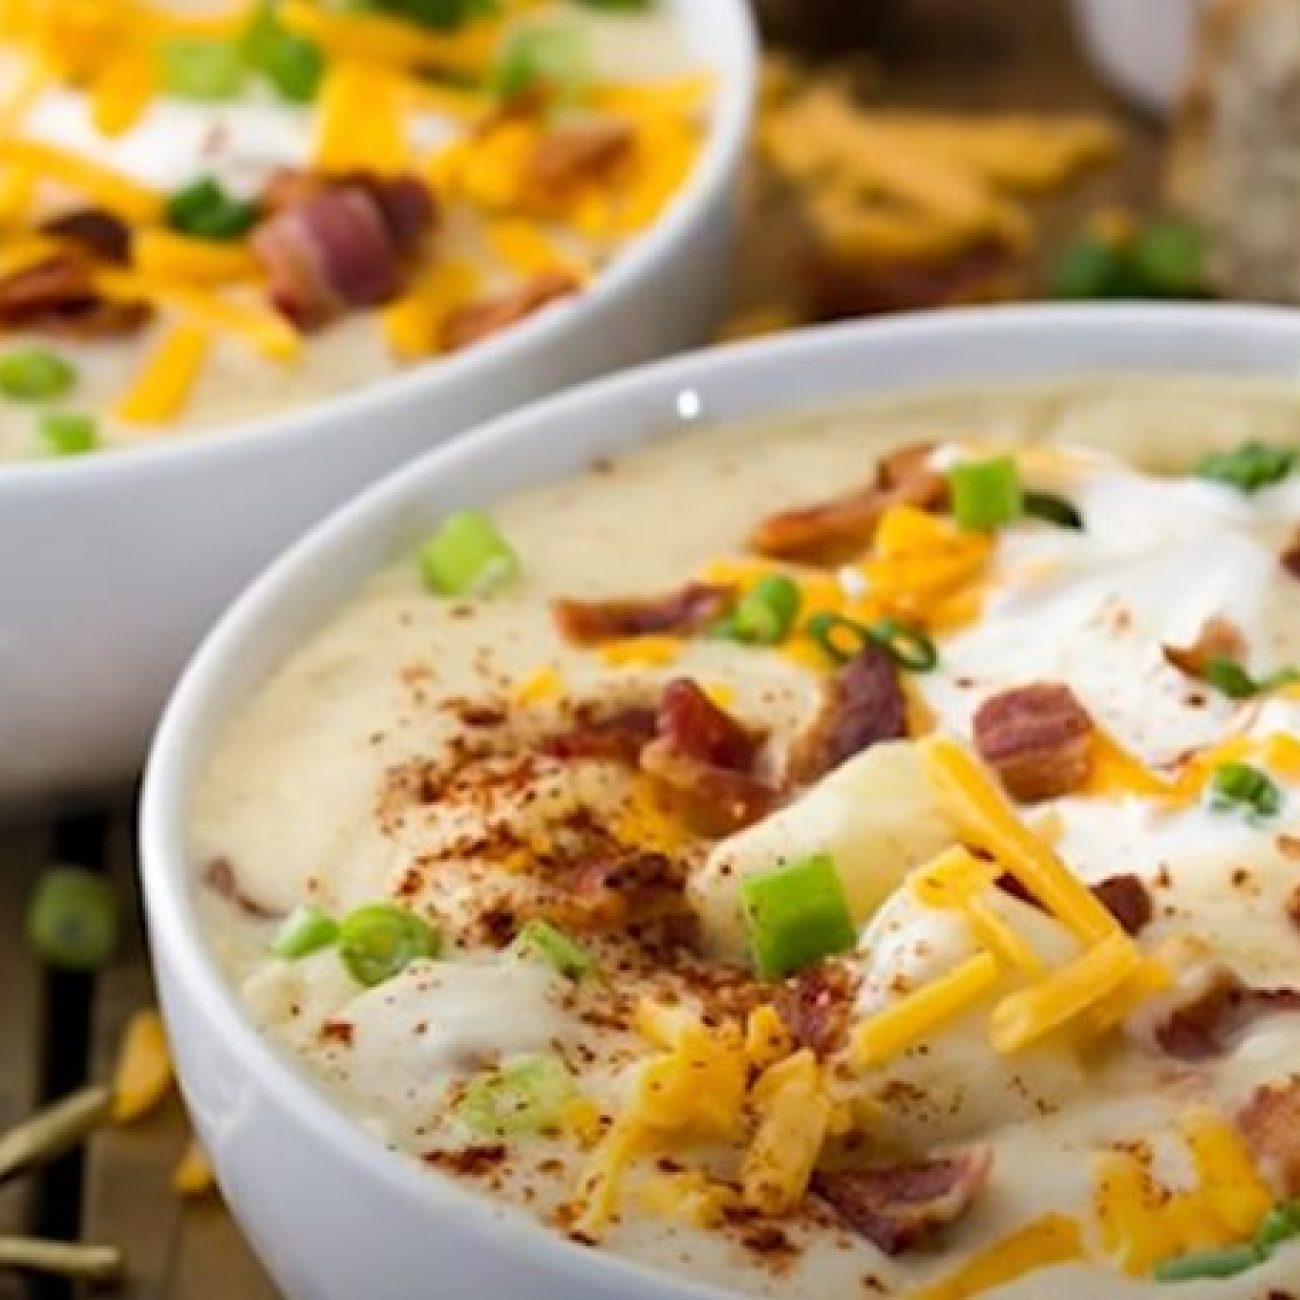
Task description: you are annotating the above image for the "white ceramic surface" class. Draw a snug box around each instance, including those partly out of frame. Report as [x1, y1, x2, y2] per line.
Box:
[143, 304, 1300, 1300]
[1068, 0, 1210, 116]
[0, 0, 756, 809]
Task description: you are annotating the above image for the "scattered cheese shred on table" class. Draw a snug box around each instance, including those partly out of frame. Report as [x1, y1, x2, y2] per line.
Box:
[111, 1009, 174, 1124]
[173, 1138, 215, 1198]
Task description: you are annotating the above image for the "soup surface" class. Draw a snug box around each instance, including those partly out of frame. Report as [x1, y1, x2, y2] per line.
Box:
[0, 0, 701, 461]
[195, 376, 1300, 1298]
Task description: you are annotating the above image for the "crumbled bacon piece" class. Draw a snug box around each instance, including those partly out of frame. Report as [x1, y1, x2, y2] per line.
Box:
[526, 121, 634, 199]
[40, 208, 131, 264]
[748, 441, 947, 564]
[442, 270, 581, 352]
[539, 706, 658, 765]
[790, 643, 906, 783]
[778, 960, 859, 1057]
[551, 850, 687, 931]
[1151, 969, 1300, 1061]
[1162, 616, 1248, 680]
[1091, 874, 1153, 936]
[1281, 530, 1300, 583]
[641, 679, 775, 835]
[252, 171, 435, 328]
[1237, 1078, 1300, 1194]
[551, 582, 733, 646]
[972, 682, 1094, 802]
[0, 255, 150, 338]
[813, 1148, 993, 1256]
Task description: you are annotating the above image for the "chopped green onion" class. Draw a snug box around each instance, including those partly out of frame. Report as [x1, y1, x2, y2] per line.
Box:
[272, 905, 340, 960]
[338, 903, 440, 987]
[741, 854, 856, 980]
[455, 1054, 576, 1138]
[419, 510, 520, 597]
[722, 575, 801, 646]
[166, 177, 258, 241]
[1209, 762, 1281, 820]
[1204, 658, 1260, 701]
[26, 866, 118, 972]
[1048, 236, 1129, 300]
[805, 612, 938, 673]
[948, 455, 1023, 531]
[1023, 489, 1083, 530]
[493, 23, 590, 103]
[574, 0, 650, 8]
[0, 348, 75, 401]
[38, 412, 97, 457]
[158, 38, 246, 100]
[1196, 441, 1296, 493]
[1154, 1243, 1263, 1283]
[241, 1, 324, 103]
[1255, 1198, 1300, 1252]
[347, 0, 498, 30]
[1130, 218, 1207, 299]
[512, 919, 595, 981]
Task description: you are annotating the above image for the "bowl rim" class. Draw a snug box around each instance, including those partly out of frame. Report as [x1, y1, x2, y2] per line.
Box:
[141, 302, 1300, 1300]
[0, 0, 757, 497]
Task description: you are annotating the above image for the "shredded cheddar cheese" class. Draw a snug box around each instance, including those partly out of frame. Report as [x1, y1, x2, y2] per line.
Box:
[912, 1214, 1086, 1300]
[382, 257, 481, 360]
[744, 1005, 793, 1070]
[513, 663, 564, 707]
[598, 637, 682, 668]
[315, 60, 412, 176]
[742, 1049, 831, 1215]
[115, 322, 211, 425]
[485, 218, 584, 279]
[132, 230, 259, 287]
[0, 138, 164, 223]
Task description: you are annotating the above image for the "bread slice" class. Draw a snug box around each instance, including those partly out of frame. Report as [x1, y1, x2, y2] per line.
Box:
[1173, 0, 1300, 299]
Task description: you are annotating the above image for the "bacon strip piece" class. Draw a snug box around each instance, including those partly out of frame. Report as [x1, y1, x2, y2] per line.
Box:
[973, 682, 1094, 803]
[1090, 874, 1153, 936]
[550, 850, 688, 932]
[1162, 616, 1248, 680]
[442, 270, 581, 352]
[1237, 1078, 1300, 1194]
[790, 643, 906, 783]
[749, 441, 947, 565]
[539, 706, 657, 765]
[40, 208, 131, 264]
[641, 679, 775, 836]
[0, 255, 150, 338]
[778, 960, 859, 1058]
[527, 121, 634, 199]
[252, 171, 435, 328]
[1281, 530, 1300, 583]
[1150, 969, 1300, 1062]
[813, 1149, 993, 1256]
[552, 582, 733, 646]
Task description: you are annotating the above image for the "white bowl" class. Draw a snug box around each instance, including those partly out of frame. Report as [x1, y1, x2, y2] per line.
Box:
[1068, 0, 1210, 116]
[0, 0, 756, 809]
[142, 303, 1300, 1300]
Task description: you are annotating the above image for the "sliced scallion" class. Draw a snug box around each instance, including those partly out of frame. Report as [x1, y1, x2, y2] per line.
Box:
[0, 348, 75, 401]
[241, 1, 324, 102]
[1154, 1243, 1263, 1283]
[1208, 762, 1281, 820]
[272, 905, 340, 960]
[722, 575, 801, 646]
[166, 177, 258, 241]
[948, 455, 1023, 531]
[1023, 489, 1083, 530]
[159, 38, 246, 100]
[418, 510, 519, 597]
[493, 23, 590, 103]
[1195, 441, 1296, 493]
[455, 1055, 576, 1138]
[338, 903, 440, 987]
[38, 412, 97, 457]
[26, 866, 118, 972]
[512, 919, 595, 981]
[805, 611, 938, 673]
[741, 854, 856, 980]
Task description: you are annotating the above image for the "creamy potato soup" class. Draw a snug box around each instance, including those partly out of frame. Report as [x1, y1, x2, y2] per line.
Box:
[194, 377, 1300, 1298]
[0, 0, 702, 461]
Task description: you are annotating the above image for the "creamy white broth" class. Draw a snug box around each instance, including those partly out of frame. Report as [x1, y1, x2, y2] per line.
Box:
[194, 376, 1300, 1298]
[0, 3, 698, 462]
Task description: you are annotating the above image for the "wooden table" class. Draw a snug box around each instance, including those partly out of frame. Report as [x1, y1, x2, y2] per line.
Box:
[0, 3, 1164, 1296]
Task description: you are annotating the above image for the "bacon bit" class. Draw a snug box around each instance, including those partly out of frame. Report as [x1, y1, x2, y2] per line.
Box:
[1090, 874, 1153, 936]
[321, 1019, 355, 1047]
[777, 960, 859, 1057]
[641, 679, 775, 836]
[552, 582, 733, 647]
[203, 857, 280, 921]
[1162, 616, 1248, 680]
[40, 208, 131, 264]
[424, 1143, 509, 1178]
[540, 706, 658, 766]
[1152, 969, 1300, 1062]
[813, 1148, 993, 1256]
[0, 254, 150, 338]
[972, 682, 1094, 803]
[749, 441, 947, 565]
[252, 171, 435, 328]
[442, 269, 581, 352]
[1280, 531, 1300, 583]
[551, 850, 688, 932]
[1287, 882, 1300, 933]
[790, 644, 906, 783]
[1237, 1078, 1300, 1194]
[526, 121, 634, 200]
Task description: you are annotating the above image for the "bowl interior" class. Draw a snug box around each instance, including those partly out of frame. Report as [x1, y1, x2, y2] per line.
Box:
[142, 303, 1300, 1298]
